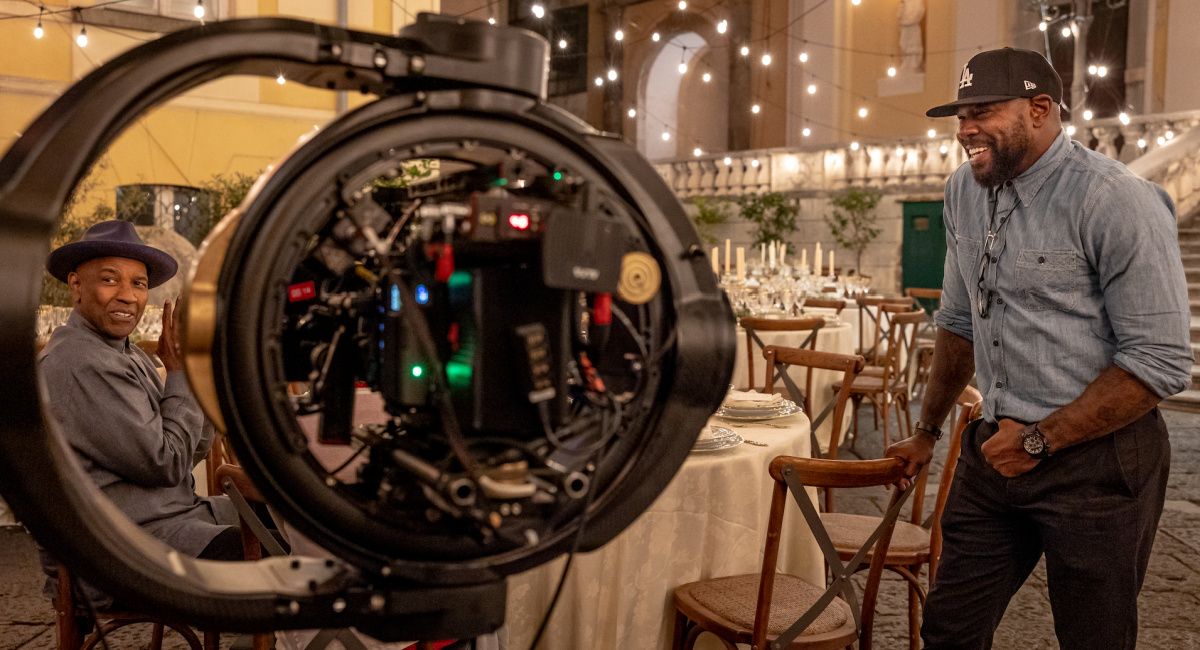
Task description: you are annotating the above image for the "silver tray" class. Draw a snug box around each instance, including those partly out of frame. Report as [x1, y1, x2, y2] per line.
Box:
[715, 400, 803, 421]
[692, 427, 743, 452]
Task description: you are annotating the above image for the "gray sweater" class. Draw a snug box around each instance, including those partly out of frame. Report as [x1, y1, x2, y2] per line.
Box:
[38, 310, 238, 557]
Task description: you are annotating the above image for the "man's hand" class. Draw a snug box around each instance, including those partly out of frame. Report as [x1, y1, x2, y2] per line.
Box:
[980, 418, 1039, 477]
[885, 434, 936, 489]
[156, 299, 184, 373]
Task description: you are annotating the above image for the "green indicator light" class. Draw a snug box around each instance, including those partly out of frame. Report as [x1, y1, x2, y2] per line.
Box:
[552, 171, 564, 181]
[447, 270, 472, 290]
[410, 365, 424, 379]
[492, 177, 509, 187]
[446, 359, 473, 389]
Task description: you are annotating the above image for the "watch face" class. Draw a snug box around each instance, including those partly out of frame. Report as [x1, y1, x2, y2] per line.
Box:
[1022, 431, 1045, 455]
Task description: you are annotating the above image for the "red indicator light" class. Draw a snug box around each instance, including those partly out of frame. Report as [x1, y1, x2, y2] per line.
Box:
[507, 212, 531, 230]
[287, 280, 316, 302]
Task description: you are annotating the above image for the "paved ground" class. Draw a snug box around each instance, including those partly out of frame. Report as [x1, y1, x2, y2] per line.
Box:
[0, 403, 1197, 649]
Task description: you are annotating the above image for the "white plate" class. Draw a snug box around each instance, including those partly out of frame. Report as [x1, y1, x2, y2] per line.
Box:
[715, 400, 803, 421]
[692, 429, 743, 452]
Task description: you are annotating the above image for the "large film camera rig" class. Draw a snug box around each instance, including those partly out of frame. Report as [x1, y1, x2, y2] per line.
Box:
[0, 15, 733, 641]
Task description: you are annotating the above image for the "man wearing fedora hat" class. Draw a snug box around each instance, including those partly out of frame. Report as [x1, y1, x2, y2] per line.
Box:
[886, 48, 1191, 647]
[38, 220, 242, 576]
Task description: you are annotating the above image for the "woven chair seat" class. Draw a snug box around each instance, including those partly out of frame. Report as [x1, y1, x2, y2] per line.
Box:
[823, 513, 930, 556]
[680, 574, 853, 637]
[832, 376, 908, 394]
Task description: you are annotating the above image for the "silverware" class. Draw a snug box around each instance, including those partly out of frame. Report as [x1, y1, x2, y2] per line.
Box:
[742, 439, 768, 447]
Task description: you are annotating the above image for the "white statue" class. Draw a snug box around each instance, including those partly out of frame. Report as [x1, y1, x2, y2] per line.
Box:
[899, 0, 925, 73]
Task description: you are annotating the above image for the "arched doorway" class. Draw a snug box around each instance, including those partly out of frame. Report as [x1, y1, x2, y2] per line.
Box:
[637, 31, 729, 160]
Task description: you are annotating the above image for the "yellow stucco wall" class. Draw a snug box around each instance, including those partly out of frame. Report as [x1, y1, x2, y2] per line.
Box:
[0, 0, 437, 213]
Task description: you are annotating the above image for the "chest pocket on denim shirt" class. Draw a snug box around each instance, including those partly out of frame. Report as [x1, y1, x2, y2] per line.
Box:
[1016, 249, 1082, 311]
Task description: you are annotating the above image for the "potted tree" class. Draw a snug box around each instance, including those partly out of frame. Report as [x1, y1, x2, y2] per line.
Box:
[825, 187, 882, 274]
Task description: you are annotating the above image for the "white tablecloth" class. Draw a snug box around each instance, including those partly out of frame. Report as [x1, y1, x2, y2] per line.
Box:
[500, 415, 821, 650]
[732, 321, 855, 452]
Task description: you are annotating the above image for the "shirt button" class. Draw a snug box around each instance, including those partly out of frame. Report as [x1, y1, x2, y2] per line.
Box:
[1005, 180, 1013, 187]
[1038, 256, 1045, 263]
[996, 297, 1004, 305]
[992, 339, 999, 346]
[995, 381, 1005, 388]
[991, 256, 999, 263]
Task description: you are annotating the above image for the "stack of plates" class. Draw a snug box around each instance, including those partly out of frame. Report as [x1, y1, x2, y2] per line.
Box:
[692, 425, 743, 452]
[716, 390, 803, 421]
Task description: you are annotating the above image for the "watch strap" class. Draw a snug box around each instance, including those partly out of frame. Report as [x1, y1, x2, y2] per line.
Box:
[914, 420, 943, 441]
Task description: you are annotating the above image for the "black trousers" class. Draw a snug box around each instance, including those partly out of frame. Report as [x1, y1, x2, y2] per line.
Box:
[921, 409, 1170, 650]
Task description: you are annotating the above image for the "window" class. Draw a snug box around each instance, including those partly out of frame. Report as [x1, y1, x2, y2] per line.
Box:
[511, 3, 589, 97]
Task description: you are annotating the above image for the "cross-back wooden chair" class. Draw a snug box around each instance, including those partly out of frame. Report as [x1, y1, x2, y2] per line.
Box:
[740, 316, 825, 391]
[820, 385, 983, 650]
[800, 297, 847, 315]
[671, 457, 917, 650]
[855, 296, 915, 366]
[837, 310, 925, 451]
[903, 288, 942, 400]
[763, 347, 865, 513]
[54, 563, 214, 650]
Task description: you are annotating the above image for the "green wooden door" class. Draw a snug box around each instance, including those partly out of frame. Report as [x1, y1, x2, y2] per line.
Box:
[901, 201, 946, 292]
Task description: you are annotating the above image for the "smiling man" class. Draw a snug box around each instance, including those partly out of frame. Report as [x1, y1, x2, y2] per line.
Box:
[885, 49, 1192, 648]
[38, 221, 241, 602]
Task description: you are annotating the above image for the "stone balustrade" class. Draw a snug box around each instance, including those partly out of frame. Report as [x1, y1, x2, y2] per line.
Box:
[654, 110, 1200, 216]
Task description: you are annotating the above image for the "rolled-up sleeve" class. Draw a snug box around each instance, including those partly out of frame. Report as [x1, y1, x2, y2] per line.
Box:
[1083, 175, 1192, 397]
[936, 186, 975, 342]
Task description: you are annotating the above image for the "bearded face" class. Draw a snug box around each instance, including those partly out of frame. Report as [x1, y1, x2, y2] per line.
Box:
[957, 100, 1034, 187]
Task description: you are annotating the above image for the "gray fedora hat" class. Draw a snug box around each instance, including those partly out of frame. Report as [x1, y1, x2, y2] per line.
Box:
[47, 220, 178, 288]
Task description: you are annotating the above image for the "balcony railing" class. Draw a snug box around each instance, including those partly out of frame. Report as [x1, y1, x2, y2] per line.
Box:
[654, 111, 1200, 216]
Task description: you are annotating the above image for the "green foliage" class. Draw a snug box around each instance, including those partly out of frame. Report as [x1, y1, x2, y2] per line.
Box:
[738, 192, 799, 246]
[825, 187, 883, 273]
[198, 171, 259, 236]
[687, 196, 732, 244]
[372, 159, 436, 188]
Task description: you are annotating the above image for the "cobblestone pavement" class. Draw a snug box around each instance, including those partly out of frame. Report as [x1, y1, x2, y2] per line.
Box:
[0, 404, 1197, 649]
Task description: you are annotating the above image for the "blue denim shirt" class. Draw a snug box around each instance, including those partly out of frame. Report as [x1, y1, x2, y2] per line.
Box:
[937, 132, 1192, 423]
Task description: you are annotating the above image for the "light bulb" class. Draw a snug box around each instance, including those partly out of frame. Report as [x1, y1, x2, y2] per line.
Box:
[858, 106, 869, 118]
[1082, 109, 1093, 121]
[652, 32, 661, 42]
[939, 144, 949, 155]
[1137, 138, 1147, 149]
[895, 146, 905, 157]
[531, 3, 545, 19]
[722, 156, 733, 166]
[678, 61, 688, 74]
[1087, 64, 1097, 75]
[887, 66, 897, 77]
[739, 45, 750, 57]
[1156, 136, 1166, 146]
[1038, 21, 1047, 32]
[194, 0, 205, 19]
[801, 127, 812, 137]
[717, 20, 727, 34]
[627, 107, 637, 118]
[276, 73, 286, 85]
[850, 141, 860, 151]
[75, 27, 88, 47]
[750, 159, 760, 168]
[1061, 26, 1072, 38]
[488, 17, 496, 25]
[558, 38, 568, 49]
[1066, 125, 1077, 136]
[594, 76, 604, 87]
[606, 69, 618, 81]
[614, 29, 624, 42]
[678, 0, 687, 9]
[1118, 112, 1130, 125]
[751, 104, 761, 114]
[701, 72, 712, 83]
[693, 147, 703, 157]
[1097, 65, 1108, 77]
[761, 53, 772, 66]
[851, 0, 862, 5]
[1165, 130, 1175, 140]
[927, 128, 937, 138]
[661, 131, 671, 141]
[799, 51, 808, 63]
[806, 83, 817, 95]
[34, 22, 44, 39]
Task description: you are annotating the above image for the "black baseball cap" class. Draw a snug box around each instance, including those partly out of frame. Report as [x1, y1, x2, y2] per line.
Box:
[926, 47, 1063, 118]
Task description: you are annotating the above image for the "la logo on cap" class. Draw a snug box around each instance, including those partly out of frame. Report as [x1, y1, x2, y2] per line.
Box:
[958, 65, 973, 89]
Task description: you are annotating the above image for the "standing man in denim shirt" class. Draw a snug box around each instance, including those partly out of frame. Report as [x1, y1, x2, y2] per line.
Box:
[886, 48, 1192, 648]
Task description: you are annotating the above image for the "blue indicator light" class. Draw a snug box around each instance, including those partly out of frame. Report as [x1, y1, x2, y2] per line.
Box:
[390, 285, 402, 312]
[415, 284, 431, 305]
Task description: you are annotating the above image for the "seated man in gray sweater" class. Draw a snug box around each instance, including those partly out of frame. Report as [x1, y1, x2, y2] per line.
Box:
[38, 220, 243, 604]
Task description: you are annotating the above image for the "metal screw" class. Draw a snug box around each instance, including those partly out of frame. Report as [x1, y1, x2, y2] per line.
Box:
[372, 50, 388, 68]
[409, 55, 426, 74]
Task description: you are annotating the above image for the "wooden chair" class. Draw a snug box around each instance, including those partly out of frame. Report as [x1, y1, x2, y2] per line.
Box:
[855, 296, 915, 366]
[799, 297, 847, 315]
[671, 457, 917, 650]
[762, 347, 863, 462]
[836, 310, 925, 452]
[821, 386, 983, 650]
[54, 563, 214, 650]
[740, 316, 825, 391]
[904, 288, 942, 400]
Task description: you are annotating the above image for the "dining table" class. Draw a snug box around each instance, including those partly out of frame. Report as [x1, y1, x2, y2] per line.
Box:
[500, 413, 822, 650]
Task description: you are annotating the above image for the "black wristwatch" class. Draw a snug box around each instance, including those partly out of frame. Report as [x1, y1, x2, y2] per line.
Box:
[914, 420, 943, 441]
[1020, 422, 1052, 459]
